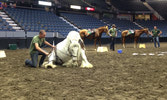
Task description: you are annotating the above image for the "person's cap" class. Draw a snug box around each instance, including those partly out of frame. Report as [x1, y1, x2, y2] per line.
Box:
[112, 24, 116, 27]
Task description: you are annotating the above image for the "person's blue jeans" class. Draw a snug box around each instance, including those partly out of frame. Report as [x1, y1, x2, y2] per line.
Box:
[153, 36, 160, 48]
[25, 51, 46, 68]
[110, 37, 116, 51]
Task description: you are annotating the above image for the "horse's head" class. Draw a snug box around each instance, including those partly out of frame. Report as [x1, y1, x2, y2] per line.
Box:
[68, 39, 81, 67]
[101, 26, 109, 35]
[143, 28, 150, 37]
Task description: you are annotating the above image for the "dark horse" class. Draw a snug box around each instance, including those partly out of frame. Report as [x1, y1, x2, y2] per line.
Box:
[121, 28, 150, 48]
[79, 26, 109, 49]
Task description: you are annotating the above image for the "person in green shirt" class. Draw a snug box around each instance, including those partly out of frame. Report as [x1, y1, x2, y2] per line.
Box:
[25, 30, 55, 68]
[151, 26, 162, 48]
[108, 24, 117, 51]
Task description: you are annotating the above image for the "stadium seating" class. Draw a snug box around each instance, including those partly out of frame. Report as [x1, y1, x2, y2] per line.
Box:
[61, 12, 106, 29]
[61, 12, 109, 37]
[0, 16, 15, 31]
[4, 7, 77, 36]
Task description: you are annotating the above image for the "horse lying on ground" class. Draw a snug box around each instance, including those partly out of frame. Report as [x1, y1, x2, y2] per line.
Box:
[42, 31, 93, 68]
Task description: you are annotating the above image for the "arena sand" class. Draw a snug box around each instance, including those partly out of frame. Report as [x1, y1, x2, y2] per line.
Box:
[0, 43, 167, 100]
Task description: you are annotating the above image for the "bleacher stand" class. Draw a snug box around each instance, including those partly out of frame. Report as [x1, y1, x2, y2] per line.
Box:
[0, 16, 14, 31]
[61, 12, 108, 37]
[103, 17, 140, 37]
[61, 13, 106, 29]
[4, 7, 77, 37]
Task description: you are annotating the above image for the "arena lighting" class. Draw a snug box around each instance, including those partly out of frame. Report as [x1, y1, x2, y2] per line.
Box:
[70, 5, 81, 10]
[85, 7, 95, 11]
[38, 1, 52, 6]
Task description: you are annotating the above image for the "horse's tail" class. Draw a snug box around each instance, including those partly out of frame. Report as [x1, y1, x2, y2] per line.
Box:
[121, 31, 124, 41]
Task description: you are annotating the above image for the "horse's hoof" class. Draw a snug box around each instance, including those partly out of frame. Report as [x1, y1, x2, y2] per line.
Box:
[42, 62, 57, 68]
[80, 63, 93, 68]
[72, 62, 78, 67]
[86, 63, 93, 68]
[42, 62, 48, 68]
[45, 64, 57, 68]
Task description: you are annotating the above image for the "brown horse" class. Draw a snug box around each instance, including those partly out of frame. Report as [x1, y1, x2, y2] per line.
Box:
[121, 28, 150, 48]
[79, 26, 109, 49]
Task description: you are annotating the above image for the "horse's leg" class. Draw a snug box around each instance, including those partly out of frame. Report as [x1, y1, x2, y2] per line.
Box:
[134, 37, 138, 48]
[94, 39, 97, 50]
[62, 59, 73, 67]
[80, 49, 93, 68]
[98, 38, 101, 47]
[42, 50, 57, 68]
[122, 36, 126, 48]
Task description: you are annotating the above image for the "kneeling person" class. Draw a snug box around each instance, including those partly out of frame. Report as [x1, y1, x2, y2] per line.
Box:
[25, 30, 55, 68]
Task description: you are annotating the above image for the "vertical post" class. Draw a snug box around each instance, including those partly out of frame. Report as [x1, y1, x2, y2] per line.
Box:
[53, 32, 57, 45]
[25, 30, 28, 48]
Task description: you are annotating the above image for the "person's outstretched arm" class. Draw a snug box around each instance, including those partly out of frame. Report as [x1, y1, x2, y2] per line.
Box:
[44, 41, 56, 49]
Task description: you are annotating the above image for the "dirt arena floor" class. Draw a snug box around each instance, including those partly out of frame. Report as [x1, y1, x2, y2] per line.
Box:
[0, 43, 167, 100]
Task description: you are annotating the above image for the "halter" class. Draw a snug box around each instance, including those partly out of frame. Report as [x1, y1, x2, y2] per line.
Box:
[68, 40, 80, 58]
[55, 41, 79, 65]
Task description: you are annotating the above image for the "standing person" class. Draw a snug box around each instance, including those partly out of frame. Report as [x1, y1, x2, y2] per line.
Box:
[25, 30, 55, 68]
[151, 26, 162, 48]
[109, 24, 117, 51]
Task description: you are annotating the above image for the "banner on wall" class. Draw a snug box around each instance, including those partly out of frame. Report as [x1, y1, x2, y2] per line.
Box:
[135, 14, 150, 20]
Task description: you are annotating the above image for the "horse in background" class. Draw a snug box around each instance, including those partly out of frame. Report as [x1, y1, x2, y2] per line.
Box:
[79, 26, 109, 50]
[42, 31, 93, 68]
[121, 28, 150, 48]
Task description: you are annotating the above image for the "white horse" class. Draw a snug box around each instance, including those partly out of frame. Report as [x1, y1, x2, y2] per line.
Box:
[42, 31, 93, 68]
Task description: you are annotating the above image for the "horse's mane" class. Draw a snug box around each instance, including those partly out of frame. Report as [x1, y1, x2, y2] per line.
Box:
[136, 28, 148, 31]
[141, 28, 149, 32]
[141, 28, 148, 30]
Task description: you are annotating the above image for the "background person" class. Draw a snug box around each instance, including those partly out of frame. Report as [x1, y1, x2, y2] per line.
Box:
[151, 26, 162, 48]
[108, 24, 117, 51]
